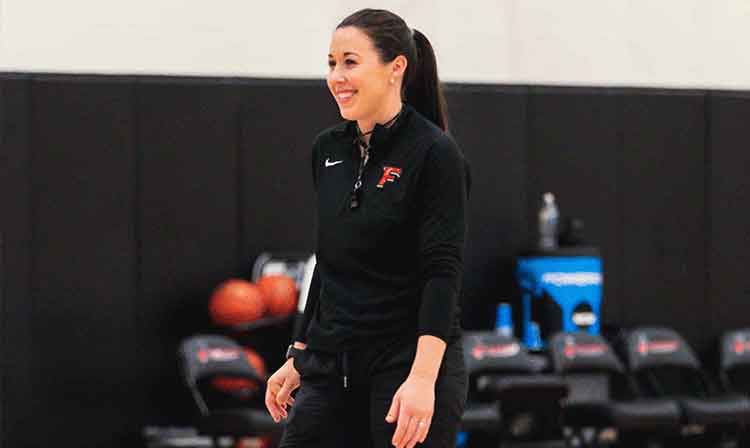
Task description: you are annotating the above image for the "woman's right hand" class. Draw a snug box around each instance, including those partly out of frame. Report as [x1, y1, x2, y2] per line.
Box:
[265, 357, 301, 422]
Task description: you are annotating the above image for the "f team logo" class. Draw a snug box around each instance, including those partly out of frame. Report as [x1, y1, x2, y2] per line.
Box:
[471, 342, 520, 360]
[637, 337, 679, 356]
[733, 335, 750, 355]
[197, 347, 241, 364]
[377, 166, 402, 188]
[563, 336, 607, 359]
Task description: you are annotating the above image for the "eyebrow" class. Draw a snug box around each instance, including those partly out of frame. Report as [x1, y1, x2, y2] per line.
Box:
[328, 51, 360, 58]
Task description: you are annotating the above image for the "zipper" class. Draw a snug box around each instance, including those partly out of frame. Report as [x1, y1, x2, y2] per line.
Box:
[349, 143, 369, 209]
[347, 107, 401, 211]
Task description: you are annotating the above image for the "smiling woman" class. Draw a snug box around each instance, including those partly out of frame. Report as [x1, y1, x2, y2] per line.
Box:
[264, 8, 471, 448]
[327, 10, 449, 139]
[327, 26, 405, 136]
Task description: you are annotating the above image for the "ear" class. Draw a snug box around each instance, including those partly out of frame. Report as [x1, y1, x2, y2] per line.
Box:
[391, 55, 408, 80]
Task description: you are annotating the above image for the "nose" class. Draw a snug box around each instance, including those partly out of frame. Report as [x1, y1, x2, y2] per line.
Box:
[329, 65, 346, 84]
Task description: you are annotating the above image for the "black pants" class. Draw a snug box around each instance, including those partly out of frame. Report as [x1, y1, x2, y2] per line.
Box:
[279, 334, 468, 448]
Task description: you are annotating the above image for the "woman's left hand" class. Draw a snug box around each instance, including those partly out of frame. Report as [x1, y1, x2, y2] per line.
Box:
[385, 373, 435, 448]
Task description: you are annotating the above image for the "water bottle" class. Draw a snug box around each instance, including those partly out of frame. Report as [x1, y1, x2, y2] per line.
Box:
[495, 302, 514, 337]
[538, 192, 559, 251]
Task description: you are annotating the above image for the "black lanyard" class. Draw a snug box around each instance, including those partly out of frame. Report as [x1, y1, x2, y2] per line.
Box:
[349, 109, 402, 209]
[349, 143, 369, 209]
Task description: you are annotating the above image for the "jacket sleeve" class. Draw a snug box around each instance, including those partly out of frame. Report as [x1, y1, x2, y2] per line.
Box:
[293, 137, 322, 343]
[416, 135, 471, 343]
[293, 264, 320, 343]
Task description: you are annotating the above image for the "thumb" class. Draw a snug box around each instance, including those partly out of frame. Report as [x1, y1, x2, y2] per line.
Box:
[385, 393, 401, 423]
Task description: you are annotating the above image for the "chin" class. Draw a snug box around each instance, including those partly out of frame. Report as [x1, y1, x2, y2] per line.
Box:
[338, 106, 358, 121]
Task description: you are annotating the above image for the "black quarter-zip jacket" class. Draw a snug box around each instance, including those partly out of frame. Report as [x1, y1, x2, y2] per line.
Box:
[294, 103, 471, 352]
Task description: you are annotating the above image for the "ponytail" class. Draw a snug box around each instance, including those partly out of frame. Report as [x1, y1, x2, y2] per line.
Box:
[337, 9, 450, 132]
[406, 29, 449, 132]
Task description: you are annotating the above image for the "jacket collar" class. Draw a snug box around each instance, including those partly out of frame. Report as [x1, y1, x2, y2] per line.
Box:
[331, 103, 413, 150]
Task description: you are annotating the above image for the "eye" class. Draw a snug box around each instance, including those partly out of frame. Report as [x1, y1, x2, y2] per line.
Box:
[328, 60, 335, 68]
[345, 59, 356, 66]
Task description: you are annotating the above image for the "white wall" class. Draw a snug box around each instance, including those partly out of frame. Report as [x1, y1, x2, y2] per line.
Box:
[1, 0, 748, 90]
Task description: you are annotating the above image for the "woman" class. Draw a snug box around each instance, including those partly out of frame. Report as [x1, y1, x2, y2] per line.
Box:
[265, 8, 471, 448]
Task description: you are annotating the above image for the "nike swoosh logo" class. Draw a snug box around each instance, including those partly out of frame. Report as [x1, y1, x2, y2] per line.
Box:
[325, 158, 343, 167]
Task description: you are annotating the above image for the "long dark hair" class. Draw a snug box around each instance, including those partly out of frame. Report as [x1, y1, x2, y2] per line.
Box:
[337, 9, 449, 132]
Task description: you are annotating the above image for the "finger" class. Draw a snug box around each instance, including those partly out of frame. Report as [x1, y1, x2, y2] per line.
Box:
[276, 382, 296, 418]
[276, 377, 298, 405]
[408, 422, 424, 448]
[276, 382, 291, 404]
[264, 381, 283, 422]
[398, 416, 419, 448]
[267, 393, 284, 421]
[416, 417, 432, 445]
[280, 394, 294, 409]
[392, 413, 412, 447]
[385, 394, 401, 423]
[414, 418, 430, 448]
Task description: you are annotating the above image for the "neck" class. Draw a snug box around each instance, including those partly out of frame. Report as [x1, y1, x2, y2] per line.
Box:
[357, 99, 403, 145]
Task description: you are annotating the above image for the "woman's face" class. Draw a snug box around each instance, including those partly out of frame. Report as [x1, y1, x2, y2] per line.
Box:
[327, 26, 401, 123]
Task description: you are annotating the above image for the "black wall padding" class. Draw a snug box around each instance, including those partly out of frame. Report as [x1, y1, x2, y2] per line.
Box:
[709, 92, 750, 334]
[238, 83, 342, 370]
[0, 77, 34, 448]
[0, 79, 4, 448]
[136, 80, 246, 427]
[620, 91, 709, 353]
[2, 73, 750, 448]
[0, 233, 3, 447]
[29, 77, 140, 445]
[445, 86, 528, 330]
[240, 82, 339, 264]
[526, 88, 621, 326]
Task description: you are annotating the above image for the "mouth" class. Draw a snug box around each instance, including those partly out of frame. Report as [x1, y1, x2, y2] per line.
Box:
[335, 89, 357, 105]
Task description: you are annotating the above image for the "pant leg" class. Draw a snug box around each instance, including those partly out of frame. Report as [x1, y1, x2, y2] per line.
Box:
[368, 335, 468, 448]
[278, 349, 360, 448]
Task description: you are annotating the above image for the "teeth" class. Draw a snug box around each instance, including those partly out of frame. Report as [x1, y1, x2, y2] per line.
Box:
[338, 91, 355, 100]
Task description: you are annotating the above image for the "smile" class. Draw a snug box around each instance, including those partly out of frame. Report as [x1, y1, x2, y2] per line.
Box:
[336, 90, 357, 103]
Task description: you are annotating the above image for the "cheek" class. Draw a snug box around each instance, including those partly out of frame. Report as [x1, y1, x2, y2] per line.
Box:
[363, 78, 387, 100]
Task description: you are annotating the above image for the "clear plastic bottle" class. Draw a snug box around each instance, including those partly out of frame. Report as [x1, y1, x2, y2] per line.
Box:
[538, 192, 559, 251]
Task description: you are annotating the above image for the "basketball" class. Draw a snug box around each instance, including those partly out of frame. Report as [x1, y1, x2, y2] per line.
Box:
[208, 279, 266, 326]
[257, 274, 298, 316]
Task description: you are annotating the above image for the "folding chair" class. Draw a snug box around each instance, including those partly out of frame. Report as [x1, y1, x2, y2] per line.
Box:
[621, 327, 750, 446]
[719, 328, 750, 397]
[549, 332, 681, 447]
[462, 331, 568, 446]
[177, 334, 282, 447]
